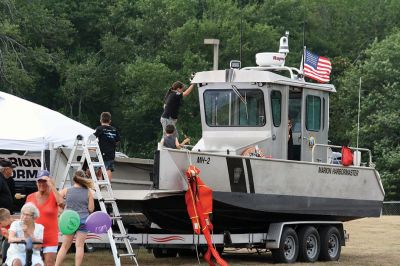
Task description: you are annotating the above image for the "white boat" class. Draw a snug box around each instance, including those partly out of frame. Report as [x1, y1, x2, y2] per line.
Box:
[45, 34, 384, 235]
[123, 34, 385, 233]
[30, 33, 384, 264]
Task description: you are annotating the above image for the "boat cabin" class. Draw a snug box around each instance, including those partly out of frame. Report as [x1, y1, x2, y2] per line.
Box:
[191, 54, 336, 163]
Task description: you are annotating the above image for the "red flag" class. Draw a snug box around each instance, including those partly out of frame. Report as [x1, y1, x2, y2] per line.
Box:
[341, 146, 353, 166]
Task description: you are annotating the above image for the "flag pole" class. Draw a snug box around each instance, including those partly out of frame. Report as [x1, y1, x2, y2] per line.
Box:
[300, 46, 306, 76]
[299, 54, 304, 74]
[354, 77, 362, 166]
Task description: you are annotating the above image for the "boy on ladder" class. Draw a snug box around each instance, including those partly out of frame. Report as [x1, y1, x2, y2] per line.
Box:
[94, 112, 120, 182]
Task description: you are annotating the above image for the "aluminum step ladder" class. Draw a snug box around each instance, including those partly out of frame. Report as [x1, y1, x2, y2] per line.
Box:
[60, 135, 139, 266]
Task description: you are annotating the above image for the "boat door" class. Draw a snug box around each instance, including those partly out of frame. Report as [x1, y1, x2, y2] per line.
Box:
[269, 85, 288, 159]
[300, 89, 328, 162]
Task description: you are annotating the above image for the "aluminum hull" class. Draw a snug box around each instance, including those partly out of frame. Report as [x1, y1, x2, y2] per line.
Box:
[123, 191, 381, 233]
[128, 148, 385, 233]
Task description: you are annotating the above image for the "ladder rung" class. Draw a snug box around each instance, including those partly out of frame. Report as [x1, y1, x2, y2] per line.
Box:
[110, 216, 122, 220]
[86, 144, 99, 148]
[113, 233, 129, 239]
[97, 180, 110, 186]
[73, 144, 84, 148]
[70, 163, 82, 167]
[91, 162, 103, 167]
[118, 253, 137, 258]
[99, 198, 116, 202]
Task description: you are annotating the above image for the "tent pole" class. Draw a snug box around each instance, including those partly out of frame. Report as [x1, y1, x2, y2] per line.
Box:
[41, 138, 45, 170]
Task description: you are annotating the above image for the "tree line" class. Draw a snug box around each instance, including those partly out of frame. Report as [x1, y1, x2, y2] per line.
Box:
[1, 0, 400, 200]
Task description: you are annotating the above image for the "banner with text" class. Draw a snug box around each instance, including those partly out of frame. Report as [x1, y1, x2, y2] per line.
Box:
[0, 154, 41, 181]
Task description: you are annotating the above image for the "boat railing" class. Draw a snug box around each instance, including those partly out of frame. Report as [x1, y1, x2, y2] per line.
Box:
[188, 148, 236, 155]
[241, 66, 303, 80]
[181, 145, 194, 150]
[312, 143, 373, 167]
[162, 145, 236, 154]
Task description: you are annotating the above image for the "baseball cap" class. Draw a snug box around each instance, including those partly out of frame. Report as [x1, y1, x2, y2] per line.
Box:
[0, 159, 17, 168]
[37, 170, 50, 180]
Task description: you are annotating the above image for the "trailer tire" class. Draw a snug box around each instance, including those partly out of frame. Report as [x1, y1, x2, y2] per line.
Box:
[216, 245, 224, 254]
[153, 248, 178, 258]
[272, 227, 299, 263]
[199, 246, 223, 256]
[319, 226, 341, 261]
[298, 226, 320, 262]
[178, 249, 197, 257]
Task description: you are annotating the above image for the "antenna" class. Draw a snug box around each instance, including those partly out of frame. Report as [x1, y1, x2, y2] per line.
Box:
[302, 19, 306, 50]
[356, 77, 361, 149]
[302, 3, 306, 49]
[240, 9, 243, 62]
[302, 9, 306, 74]
[353, 77, 362, 166]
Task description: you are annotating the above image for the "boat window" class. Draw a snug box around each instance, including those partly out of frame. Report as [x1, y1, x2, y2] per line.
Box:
[289, 90, 302, 133]
[204, 89, 265, 127]
[270, 90, 281, 127]
[306, 95, 321, 131]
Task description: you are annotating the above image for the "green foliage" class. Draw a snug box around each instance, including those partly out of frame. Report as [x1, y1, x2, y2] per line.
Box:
[116, 59, 176, 157]
[332, 30, 400, 200]
[60, 56, 103, 122]
[1, 0, 400, 198]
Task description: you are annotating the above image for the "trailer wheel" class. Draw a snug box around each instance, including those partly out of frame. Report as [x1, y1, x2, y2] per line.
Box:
[216, 245, 224, 254]
[199, 246, 223, 256]
[298, 226, 320, 262]
[153, 248, 178, 258]
[272, 227, 299, 263]
[319, 226, 341, 261]
[178, 249, 197, 257]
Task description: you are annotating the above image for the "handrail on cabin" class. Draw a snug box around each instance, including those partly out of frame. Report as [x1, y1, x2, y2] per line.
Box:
[311, 143, 373, 167]
[242, 66, 302, 80]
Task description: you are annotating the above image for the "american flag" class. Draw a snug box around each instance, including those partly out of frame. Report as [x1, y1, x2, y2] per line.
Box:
[304, 50, 332, 83]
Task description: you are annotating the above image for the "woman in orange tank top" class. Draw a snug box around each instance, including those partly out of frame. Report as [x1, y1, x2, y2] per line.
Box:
[26, 170, 63, 266]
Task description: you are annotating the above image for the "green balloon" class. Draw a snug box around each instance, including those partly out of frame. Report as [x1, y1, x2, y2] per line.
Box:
[59, 210, 80, 235]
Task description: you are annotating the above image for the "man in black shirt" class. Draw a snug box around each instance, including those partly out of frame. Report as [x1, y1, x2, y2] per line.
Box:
[94, 112, 120, 182]
[0, 159, 16, 214]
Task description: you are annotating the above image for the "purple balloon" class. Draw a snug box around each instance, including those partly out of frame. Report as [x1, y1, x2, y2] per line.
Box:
[85, 211, 112, 234]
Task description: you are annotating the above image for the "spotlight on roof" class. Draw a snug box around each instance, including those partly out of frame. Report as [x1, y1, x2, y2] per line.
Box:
[230, 60, 241, 69]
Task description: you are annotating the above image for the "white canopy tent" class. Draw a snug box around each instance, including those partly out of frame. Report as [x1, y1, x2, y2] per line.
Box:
[0, 91, 94, 151]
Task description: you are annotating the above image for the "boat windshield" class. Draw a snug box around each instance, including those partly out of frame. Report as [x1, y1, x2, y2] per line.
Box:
[204, 89, 265, 127]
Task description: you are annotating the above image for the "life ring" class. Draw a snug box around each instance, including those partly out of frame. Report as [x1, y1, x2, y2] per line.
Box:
[241, 146, 266, 158]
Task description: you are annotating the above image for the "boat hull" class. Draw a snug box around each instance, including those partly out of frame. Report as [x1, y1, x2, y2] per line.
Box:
[135, 191, 382, 233]
[111, 148, 384, 233]
[135, 148, 385, 233]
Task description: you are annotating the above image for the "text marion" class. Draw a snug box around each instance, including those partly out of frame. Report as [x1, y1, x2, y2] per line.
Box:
[318, 166, 359, 176]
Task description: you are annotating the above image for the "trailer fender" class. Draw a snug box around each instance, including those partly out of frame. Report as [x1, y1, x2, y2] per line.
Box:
[266, 221, 344, 249]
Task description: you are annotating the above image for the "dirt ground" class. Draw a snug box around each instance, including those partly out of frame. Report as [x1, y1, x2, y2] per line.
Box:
[67, 216, 400, 265]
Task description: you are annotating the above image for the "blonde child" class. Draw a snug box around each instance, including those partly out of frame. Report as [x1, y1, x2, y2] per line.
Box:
[0, 208, 14, 263]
